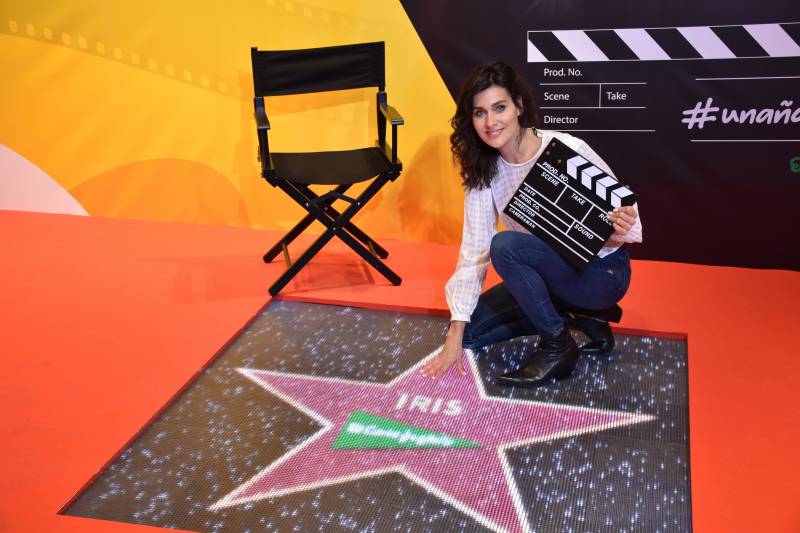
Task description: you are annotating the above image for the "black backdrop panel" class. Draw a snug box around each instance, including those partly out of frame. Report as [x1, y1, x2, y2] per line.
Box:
[400, 1, 800, 270]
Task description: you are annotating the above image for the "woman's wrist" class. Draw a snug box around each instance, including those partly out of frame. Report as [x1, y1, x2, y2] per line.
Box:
[447, 320, 466, 340]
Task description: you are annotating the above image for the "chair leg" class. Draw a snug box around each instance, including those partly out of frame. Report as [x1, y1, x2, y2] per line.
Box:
[268, 225, 401, 296]
[263, 213, 316, 263]
[333, 226, 401, 285]
[321, 203, 389, 259]
[268, 229, 337, 296]
[302, 183, 389, 259]
[265, 185, 374, 263]
[267, 175, 401, 295]
[321, 176, 401, 285]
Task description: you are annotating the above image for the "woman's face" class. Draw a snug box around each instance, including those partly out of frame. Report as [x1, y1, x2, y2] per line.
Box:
[471, 85, 522, 154]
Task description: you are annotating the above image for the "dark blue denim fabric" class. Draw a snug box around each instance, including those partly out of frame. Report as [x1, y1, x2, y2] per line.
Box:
[463, 231, 631, 349]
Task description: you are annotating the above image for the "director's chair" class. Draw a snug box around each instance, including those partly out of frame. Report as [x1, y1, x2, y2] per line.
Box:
[251, 42, 404, 296]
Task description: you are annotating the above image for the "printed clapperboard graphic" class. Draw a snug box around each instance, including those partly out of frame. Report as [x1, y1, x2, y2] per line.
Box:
[527, 23, 800, 62]
[503, 138, 636, 271]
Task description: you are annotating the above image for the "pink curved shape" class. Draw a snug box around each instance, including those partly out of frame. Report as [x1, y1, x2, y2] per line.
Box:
[0, 145, 88, 216]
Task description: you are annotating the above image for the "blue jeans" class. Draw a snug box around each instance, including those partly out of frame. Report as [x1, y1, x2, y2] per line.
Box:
[463, 231, 631, 349]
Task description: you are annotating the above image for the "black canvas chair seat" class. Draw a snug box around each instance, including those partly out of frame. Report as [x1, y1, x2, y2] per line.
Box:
[272, 148, 391, 185]
[251, 42, 404, 295]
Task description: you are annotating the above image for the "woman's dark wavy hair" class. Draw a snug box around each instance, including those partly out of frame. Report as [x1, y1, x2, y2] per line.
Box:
[450, 62, 539, 190]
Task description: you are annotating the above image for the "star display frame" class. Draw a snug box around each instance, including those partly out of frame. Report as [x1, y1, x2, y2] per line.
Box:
[64, 300, 691, 532]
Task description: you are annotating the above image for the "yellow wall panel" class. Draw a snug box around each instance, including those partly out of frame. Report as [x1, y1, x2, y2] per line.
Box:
[0, 0, 462, 242]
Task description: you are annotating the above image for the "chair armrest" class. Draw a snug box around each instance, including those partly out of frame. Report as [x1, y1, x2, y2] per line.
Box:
[253, 97, 275, 179]
[255, 97, 271, 131]
[376, 93, 404, 166]
[379, 102, 404, 126]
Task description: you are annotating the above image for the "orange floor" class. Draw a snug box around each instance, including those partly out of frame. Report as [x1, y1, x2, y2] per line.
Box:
[1, 209, 799, 532]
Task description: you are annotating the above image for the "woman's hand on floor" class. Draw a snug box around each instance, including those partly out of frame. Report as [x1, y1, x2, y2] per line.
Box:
[421, 322, 467, 380]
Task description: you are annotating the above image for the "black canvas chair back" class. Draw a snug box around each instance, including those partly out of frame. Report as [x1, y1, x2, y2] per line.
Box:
[251, 42, 404, 295]
[252, 42, 385, 96]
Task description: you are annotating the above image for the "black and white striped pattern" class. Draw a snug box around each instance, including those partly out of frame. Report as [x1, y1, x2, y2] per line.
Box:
[528, 22, 800, 62]
[566, 155, 635, 208]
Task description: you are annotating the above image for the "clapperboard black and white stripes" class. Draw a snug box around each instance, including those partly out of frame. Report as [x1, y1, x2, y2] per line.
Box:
[503, 138, 636, 271]
[528, 22, 800, 62]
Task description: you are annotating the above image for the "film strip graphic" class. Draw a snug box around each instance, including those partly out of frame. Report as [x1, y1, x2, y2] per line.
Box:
[528, 22, 800, 62]
[2, 0, 388, 105]
[503, 138, 636, 270]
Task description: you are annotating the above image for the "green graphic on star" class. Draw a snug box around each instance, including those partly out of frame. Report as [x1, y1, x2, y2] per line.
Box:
[332, 410, 481, 449]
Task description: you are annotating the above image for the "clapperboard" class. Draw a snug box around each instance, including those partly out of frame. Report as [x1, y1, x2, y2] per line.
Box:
[503, 138, 636, 271]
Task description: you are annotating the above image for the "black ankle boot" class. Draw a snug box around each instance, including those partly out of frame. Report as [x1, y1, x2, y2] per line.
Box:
[496, 329, 579, 387]
[564, 312, 615, 355]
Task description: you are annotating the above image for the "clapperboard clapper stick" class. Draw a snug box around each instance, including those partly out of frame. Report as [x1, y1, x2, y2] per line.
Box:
[503, 138, 636, 272]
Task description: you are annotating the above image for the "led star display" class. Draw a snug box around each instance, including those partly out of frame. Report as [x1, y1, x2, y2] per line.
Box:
[210, 351, 653, 533]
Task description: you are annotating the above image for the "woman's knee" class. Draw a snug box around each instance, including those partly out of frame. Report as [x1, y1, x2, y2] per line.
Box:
[489, 231, 519, 272]
[490, 231, 549, 273]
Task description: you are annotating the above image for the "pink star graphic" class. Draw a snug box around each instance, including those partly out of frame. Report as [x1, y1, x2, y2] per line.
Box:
[210, 350, 653, 533]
